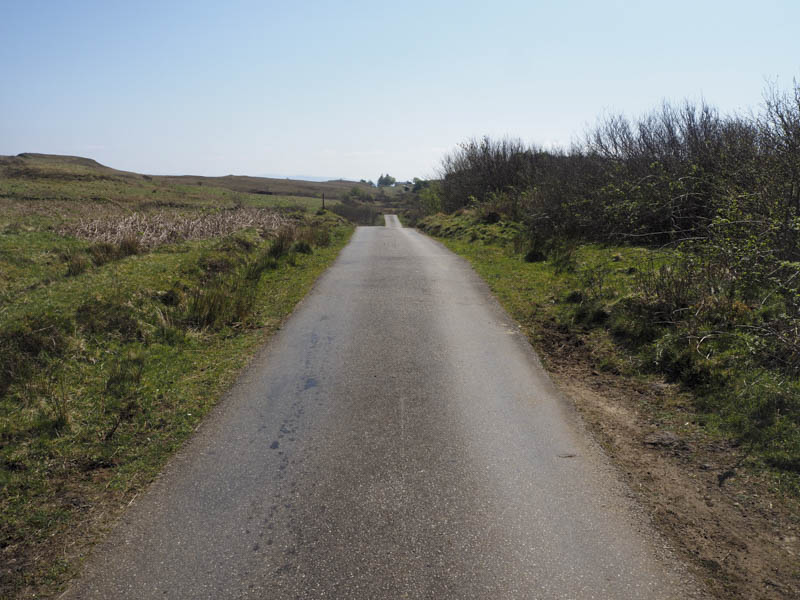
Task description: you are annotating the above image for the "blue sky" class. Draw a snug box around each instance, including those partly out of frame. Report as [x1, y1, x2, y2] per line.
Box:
[1, 0, 798, 181]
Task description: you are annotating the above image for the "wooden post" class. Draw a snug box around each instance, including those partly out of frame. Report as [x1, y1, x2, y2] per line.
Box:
[322, 193, 325, 211]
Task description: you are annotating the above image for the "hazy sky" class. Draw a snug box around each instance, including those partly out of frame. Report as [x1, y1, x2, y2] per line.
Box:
[2, 1, 798, 181]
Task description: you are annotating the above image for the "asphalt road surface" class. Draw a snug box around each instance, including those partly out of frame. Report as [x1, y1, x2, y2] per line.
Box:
[63, 214, 698, 599]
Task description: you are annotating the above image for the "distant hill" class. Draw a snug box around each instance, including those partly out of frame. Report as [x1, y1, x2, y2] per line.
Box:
[0, 153, 373, 199]
[260, 174, 349, 183]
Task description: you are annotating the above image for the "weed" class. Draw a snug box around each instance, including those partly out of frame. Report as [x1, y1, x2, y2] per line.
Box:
[293, 241, 313, 254]
[0, 312, 71, 395]
[550, 241, 577, 274]
[312, 227, 331, 247]
[65, 251, 90, 276]
[116, 235, 141, 257]
[242, 250, 277, 281]
[103, 350, 144, 440]
[186, 276, 257, 329]
[87, 241, 118, 265]
[23, 367, 71, 435]
[268, 226, 295, 258]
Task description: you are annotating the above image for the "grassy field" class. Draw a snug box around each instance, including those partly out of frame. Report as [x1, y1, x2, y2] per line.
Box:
[0, 154, 345, 228]
[153, 173, 371, 200]
[0, 154, 354, 598]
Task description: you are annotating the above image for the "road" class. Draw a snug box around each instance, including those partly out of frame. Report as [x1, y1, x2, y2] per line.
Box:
[63, 214, 698, 599]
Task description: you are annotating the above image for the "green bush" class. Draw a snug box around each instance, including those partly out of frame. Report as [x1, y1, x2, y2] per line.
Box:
[293, 241, 313, 254]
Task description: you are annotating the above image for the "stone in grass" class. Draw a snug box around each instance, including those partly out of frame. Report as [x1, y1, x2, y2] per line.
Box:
[643, 430, 683, 448]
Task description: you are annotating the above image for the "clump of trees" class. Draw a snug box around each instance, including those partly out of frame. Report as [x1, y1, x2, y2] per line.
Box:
[377, 173, 396, 187]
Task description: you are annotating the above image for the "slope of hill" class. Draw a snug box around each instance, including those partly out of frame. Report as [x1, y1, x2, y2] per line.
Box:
[0, 153, 376, 200]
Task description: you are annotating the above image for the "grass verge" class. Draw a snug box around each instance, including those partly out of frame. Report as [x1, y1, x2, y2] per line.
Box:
[419, 211, 800, 599]
[0, 212, 352, 598]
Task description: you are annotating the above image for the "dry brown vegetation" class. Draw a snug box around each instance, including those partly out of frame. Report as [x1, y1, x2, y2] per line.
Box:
[57, 208, 291, 249]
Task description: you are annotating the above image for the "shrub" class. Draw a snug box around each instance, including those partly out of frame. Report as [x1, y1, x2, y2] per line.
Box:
[268, 226, 295, 258]
[428, 81, 800, 479]
[293, 241, 313, 254]
[524, 247, 546, 262]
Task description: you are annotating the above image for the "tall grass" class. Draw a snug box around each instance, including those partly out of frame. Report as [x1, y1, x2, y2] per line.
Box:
[58, 207, 289, 249]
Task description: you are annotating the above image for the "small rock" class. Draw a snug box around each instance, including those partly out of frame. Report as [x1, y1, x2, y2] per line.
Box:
[649, 383, 671, 395]
[643, 431, 681, 447]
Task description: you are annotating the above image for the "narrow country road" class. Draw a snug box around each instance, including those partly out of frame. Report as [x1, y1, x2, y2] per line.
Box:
[63, 215, 699, 599]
